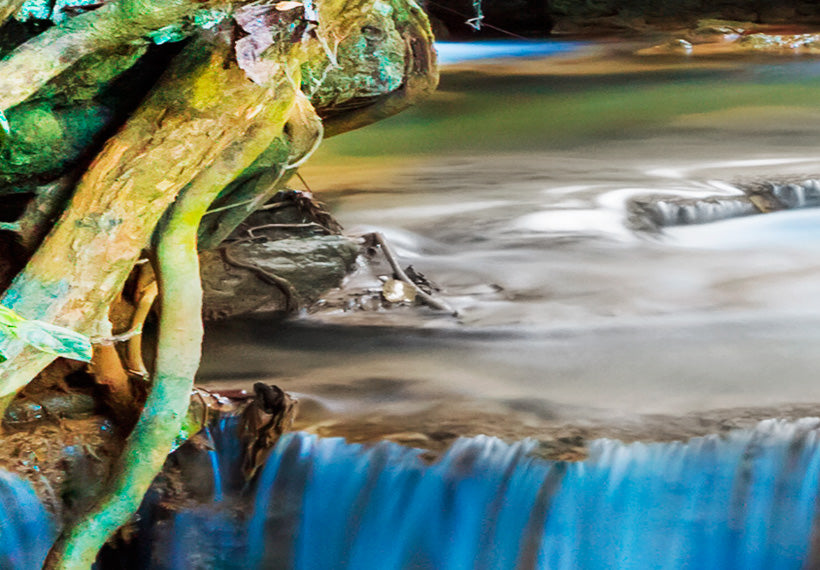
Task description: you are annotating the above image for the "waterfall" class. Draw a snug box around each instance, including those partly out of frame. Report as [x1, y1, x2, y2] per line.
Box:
[131, 418, 820, 570]
[0, 470, 55, 570]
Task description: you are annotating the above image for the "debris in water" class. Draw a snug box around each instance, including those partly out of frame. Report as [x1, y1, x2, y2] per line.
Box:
[382, 278, 417, 304]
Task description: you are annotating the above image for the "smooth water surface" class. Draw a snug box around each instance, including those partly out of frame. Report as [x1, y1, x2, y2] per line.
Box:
[200, 41, 820, 424]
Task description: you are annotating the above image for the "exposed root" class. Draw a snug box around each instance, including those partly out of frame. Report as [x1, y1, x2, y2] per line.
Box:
[0, 0, 25, 27]
[15, 175, 78, 254]
[125, 264, 159, 378]
[0, 0, 228, 112]
[43, 185, 215, 569]
[89, 344, 136, 423]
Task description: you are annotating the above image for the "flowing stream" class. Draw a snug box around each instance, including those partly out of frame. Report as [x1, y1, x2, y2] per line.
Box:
[200, 39, 820, 433]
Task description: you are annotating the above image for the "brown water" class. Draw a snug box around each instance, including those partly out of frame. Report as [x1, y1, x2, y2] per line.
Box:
[199, 40, 820, 441]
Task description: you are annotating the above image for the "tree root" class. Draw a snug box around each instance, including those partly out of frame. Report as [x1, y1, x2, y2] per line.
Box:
[89, 344, 136, 424]
[44, 247, 199, 565]
[41, 38, 302, 567]
[42, 155, 230, 570]
[321, 0, 438, 137]
[0, 0, 230, 112]
[0, 29, 298, 397]
[197, 92, 324, 249]
[125, 264, 158, 378]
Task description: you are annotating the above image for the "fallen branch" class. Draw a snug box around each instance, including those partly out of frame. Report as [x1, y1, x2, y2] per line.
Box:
[370, 232, 457, 316]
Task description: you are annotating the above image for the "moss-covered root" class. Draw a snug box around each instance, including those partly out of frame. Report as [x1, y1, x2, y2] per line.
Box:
[0, 0, 226, 112]
[0, 30, 297, 398]
[41, 173, 219, 570]
[198, 91, 324, 249]
[43, 65, 301, 570]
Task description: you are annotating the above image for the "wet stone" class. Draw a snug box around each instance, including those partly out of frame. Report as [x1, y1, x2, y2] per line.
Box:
[201, 235, 360, 320]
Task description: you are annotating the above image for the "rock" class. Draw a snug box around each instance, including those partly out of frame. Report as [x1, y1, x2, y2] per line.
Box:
[201, 235, 360, 319]
[5, 391, 97, 423]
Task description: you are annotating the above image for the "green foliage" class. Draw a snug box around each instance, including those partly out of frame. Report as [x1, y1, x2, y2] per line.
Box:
[0, 305, 92, 363]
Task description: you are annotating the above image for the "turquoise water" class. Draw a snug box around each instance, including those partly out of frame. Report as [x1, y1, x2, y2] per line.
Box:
[129, 419, 820, 569]
[0, 471, 54, 570]
[10, 419, 820, 568]
[434, 40, 584, 64]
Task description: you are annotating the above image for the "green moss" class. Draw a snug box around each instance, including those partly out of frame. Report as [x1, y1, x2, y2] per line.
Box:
[0, 100, 109, 185]
[37, 45, 148, 105]
[303, 4, 406, 107]
[0, 44, 148, 190]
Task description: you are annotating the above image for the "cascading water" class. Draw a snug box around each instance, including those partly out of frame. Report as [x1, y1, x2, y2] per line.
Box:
[130, 418, 820, 570]
[0, 470, 54, 570]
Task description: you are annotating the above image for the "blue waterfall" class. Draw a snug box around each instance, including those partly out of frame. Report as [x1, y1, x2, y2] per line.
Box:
[137, 418, 820, 569]
[0, 470, 55, 570]
[4, 418, 819, 569]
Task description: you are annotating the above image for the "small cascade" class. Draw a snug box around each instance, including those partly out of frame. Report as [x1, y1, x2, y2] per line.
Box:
[0, 471, 55, 570]
[129, 419, 820, 570]
[771, 180, 820, 209]
[644, 197, 757, 227]
[540, 419, 820, 570]
[628, 179, 820, 234]
[202, 426, 225, 503]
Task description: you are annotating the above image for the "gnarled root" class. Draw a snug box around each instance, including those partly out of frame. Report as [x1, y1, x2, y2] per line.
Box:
[43, 186, 207, 568]
[42, 46, 302, 570]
